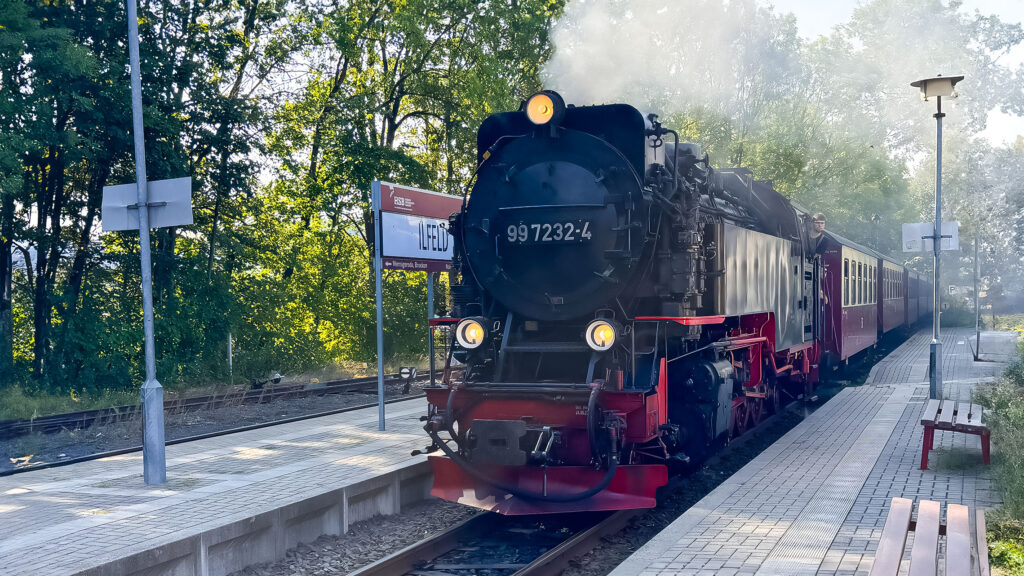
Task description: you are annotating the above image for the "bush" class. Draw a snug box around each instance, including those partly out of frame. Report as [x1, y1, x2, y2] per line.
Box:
[977, 341, 1024, 573]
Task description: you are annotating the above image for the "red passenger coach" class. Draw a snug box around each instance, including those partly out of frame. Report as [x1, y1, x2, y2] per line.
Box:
[819, 232, 879, 364]
[880, 258, 906, 334]
[907, 271, 921, 326]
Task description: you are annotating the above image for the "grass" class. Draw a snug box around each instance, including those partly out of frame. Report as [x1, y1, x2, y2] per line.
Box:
[0, 356, 433, 422]
[977, 339, 1024, 575]
[990, 314, 1024, 338]
[0, 385, 139, 421]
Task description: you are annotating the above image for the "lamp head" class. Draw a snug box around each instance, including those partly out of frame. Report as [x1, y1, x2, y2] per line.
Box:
[910, 75, 964, 101]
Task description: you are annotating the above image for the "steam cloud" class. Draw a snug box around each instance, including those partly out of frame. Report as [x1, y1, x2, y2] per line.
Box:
[541, 0, 800, 119]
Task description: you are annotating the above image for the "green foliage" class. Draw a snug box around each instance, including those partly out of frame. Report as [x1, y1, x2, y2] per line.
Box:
[977, 343, 1024, 516]
[988, 512, 1024, 575]
[976, 343, 1024, 573]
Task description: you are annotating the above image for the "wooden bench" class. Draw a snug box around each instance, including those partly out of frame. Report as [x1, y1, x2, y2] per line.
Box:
[869, 497, 990, 576]
[920, 399, 990, 470]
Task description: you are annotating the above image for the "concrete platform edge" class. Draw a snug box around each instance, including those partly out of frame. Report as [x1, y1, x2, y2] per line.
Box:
[74, 460, 432, 576]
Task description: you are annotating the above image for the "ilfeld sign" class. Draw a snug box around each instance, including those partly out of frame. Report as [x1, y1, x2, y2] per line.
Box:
[371, 181, 462, 429]
[377, 183, 458, 272]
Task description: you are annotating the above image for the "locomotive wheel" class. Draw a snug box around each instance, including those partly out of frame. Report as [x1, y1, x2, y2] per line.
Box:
[731, 399, 749, 438]
[766, 382, 781, 414]
[749, 397, 764, 426]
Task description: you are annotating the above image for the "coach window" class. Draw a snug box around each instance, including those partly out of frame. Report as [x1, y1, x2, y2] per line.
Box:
[849, 261, 854, 305]
[872, 267, 876, 303]
[852, 261, 857, 305]
[860, 263, 865, 304]
[843, 259, 849, 306]
[854, 261, 859, 304]
[852, 261, 858, 305]
[858, 262, 863, 304]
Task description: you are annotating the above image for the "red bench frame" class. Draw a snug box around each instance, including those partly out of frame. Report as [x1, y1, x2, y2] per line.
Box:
[920, 400, 990, 470]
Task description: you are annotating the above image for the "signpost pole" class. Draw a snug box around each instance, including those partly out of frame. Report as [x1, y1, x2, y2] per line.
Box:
[372, 181, 386, 431]
[930, 99, 944, 400]
[974, 234, 980, 360]
[427, 272, 435, 387]
[126, 0, 165, 484]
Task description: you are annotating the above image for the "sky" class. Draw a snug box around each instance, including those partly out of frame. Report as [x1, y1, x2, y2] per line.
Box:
[761, 0, 1024, 146]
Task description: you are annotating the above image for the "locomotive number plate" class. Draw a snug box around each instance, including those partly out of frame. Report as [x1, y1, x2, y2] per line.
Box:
[504, 220, 593, 245]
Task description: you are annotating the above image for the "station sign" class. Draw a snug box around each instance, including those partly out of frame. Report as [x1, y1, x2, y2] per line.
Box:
[371, 181, 462, 272]
[902, 221, 959, 252]
[369, 181, 463, 431]
[102, 177, 193, 232]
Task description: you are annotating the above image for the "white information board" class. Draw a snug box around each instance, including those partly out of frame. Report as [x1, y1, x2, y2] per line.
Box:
[102, 177, 194, 232]
[380, 212, 453, 261]
[902, 221, 959, 252]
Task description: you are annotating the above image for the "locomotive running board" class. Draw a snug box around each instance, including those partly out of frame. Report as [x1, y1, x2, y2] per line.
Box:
[428, 456, 667, 515]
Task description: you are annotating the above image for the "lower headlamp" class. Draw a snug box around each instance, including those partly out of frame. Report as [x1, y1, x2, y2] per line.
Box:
[455, 317, 487, 349]
[585, 319, 618, 352]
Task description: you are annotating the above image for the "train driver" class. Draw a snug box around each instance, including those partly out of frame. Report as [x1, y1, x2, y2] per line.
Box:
[810, 212, 826, 242]
[809, 212, 826, 253]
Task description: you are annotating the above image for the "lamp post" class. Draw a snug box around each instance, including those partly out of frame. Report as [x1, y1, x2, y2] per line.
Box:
[910, 74, 963, 400]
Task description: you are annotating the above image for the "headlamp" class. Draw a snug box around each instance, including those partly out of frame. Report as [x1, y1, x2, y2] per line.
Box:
[455, 317, 487, 350]
[524, 91, 565, 126]
[584, 319, 618, 352]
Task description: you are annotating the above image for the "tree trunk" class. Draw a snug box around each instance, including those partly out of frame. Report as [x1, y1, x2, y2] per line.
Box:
[66, 165, 109, 311]
[0, 190, 13, 384]
[207, 186, 222, 279]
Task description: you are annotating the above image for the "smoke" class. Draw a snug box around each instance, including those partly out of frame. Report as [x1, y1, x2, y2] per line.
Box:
[541, 0, 1021, 148]
[541, 0, 802, 119]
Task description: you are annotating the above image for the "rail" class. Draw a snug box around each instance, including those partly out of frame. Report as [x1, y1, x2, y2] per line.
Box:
[348, 510, 635, 576]
[0, 372, 422, 440]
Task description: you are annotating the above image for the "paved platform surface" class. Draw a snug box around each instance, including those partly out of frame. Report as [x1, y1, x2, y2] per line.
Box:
[611, 328, 1017, 576]
[0, 398, 429, 575]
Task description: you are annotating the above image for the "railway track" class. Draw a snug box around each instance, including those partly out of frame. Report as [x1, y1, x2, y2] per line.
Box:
[342, 382, 823, 576]
[350, 509, 637, 576]
[0, 372, 423, 441]
[0, 393, 428, 477]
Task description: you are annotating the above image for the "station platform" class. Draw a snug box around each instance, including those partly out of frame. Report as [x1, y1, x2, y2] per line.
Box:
[611, 328, 1018, 576]
[0, 397, 431, 576]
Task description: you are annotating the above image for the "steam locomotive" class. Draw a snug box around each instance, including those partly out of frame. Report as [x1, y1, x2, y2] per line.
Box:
[419, 91, 931, 515]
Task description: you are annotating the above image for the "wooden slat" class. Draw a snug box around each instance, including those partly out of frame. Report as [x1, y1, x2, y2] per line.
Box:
[946, 504, 971, 576]
[909, 500, 940, 576]
[977, 509, 991, 576]
[936, 401, 956, 427]
[954, 404, 977, 428]
[964, 403, 984, 427]
[921, 399, 941, 425]
[869, 497, 914, 576]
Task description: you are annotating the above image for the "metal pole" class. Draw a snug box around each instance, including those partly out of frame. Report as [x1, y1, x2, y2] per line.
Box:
[372, 182, 386, 430]
[974, 234, 980, 360]
[228, 332, 233, 377]
[127, 0, 165, 484]
[427, 272, 435, 387]
[930, 97, 944, 400]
